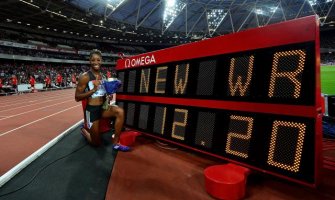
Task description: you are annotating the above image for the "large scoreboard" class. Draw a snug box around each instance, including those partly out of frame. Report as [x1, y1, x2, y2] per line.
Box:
[115, 16, 322, 187]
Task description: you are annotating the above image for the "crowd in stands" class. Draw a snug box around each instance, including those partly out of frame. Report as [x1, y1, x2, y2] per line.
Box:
[0, 62, 115, 94]
[320, 29, 335, 49]
[0, 29, 155, 95]
[320, 29, 335, 65]
[0, 28, 150, 58]
[0, 46, 88, 60]
[321, 53, 335, 65]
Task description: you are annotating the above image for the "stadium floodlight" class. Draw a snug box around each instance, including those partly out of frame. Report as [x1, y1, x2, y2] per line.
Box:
[207, 9, 227, 36]
[255, 8, 265, 15]
[254, 5, 278, 18]
[308, 0, 317, 6]
[162, 0, 186, 33]
[308, 0, 334, 23]
[269, 6, 277, 13]
[106, 0, 126, 11]
[166, 0, 176, 7]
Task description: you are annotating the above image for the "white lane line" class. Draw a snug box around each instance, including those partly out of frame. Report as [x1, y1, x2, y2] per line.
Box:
[0, 119, 83, 187]
[0, 94, 71, 108]
[0, 90, 74, 102]
[0, 96, 74, 113]
[0, 93, 70, 107]
[0, 100, 75, 121]
[0, 96, 73, 112]
[0, 105, 80, 137]
[0, 90, 74, 103]
[2, 100, 39, 105]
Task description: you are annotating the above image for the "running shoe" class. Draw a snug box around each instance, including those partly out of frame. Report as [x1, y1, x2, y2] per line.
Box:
[112, 143, 130, 152]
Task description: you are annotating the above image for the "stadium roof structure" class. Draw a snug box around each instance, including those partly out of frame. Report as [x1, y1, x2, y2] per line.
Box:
[0, 0, 334, 44]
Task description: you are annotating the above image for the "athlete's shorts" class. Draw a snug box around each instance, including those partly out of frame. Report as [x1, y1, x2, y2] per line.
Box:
[85, 104, 103, 129]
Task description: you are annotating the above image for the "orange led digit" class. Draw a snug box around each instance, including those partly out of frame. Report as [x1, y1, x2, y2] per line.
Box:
[171, 109, 188, 140]
[267, 120, 306, 172]
[225, 115, 254, 158]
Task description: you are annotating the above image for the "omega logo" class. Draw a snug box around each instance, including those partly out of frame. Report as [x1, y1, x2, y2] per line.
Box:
[125, 55, 156, 68]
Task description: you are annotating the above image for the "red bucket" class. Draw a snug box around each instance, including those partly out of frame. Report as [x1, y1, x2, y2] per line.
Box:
[119, 131, 141, 146]
[204, 164, 248, 200]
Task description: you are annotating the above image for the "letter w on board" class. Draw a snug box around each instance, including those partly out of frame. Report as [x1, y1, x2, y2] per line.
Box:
[174, 64, 189, 94]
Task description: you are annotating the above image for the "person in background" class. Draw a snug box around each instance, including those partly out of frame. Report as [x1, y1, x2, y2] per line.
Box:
[74, 49, 129, 151]
[71, 74, 77, 87]
[107, 70, 112, 79]
[0, 78, 3, 93]
[11, 75, 18, 94]
[109, 71, 118, 106]
[56, 73, 62, 87]
[29, 75, 36, 93]
[44, 75, 51, 89]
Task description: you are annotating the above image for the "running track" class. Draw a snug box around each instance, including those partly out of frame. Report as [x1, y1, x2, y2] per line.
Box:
[0, 89, 83, 176]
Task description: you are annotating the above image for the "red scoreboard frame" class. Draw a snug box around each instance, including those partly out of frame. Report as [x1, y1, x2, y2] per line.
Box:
[116, 15, 322, 187]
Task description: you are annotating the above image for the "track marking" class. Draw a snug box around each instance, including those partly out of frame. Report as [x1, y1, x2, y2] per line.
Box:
[0, 96, 74, 113]
[0, 119, 83, 187]
[0, 100, 75, 121]
[0, 93, 70, 106]
[0, 105, 80, 137]
[0, 90, 74, 104]
[0, 94, 71, 108]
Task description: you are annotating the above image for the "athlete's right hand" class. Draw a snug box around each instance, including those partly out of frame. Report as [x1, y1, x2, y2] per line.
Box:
[93, 76, 101, 90]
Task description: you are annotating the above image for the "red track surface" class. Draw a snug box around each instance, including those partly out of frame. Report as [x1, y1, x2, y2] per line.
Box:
[0, 89, 82, 176]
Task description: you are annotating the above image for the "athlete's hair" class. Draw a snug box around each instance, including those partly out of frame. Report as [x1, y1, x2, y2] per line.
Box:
[89, 49, 102, 59]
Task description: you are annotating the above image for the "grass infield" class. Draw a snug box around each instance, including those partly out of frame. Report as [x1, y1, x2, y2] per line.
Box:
[321, 65, 335, 95]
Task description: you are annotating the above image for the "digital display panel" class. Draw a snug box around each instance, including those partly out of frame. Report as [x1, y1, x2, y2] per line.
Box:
[116, 16, 322, 187]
